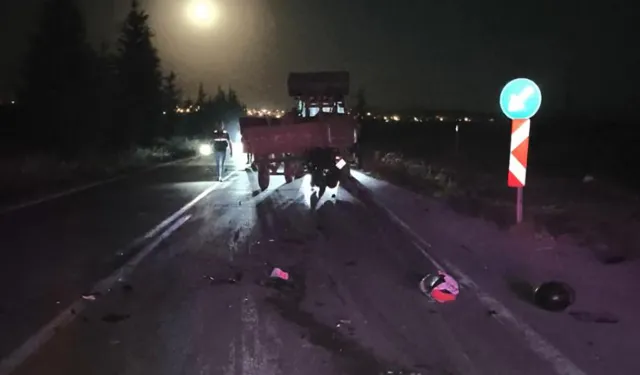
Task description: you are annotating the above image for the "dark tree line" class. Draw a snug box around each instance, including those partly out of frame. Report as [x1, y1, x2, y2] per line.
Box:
[185, 83, 245, 139]
[14, 0, 245, 158]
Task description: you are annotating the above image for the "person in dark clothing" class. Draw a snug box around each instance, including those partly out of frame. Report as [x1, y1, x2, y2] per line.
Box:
[213, 129, 233, 181]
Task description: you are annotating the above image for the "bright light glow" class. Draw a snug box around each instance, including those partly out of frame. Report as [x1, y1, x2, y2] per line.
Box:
[231, 142, 247, 167]
[186, 0, 218, 28]
[199, 144, 212, 156]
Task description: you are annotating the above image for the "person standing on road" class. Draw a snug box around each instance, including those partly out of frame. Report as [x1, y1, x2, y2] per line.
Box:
[213, 128, 233, 181]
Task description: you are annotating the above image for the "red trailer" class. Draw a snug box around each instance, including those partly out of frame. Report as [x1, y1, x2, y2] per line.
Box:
[239, 71, 358, 191]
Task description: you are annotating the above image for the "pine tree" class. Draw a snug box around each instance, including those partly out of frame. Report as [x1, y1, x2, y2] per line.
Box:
[354, 87, 367, 117]
[224, 87, 245, 136]
[19, 0, 97, 157]
[93, 41, 117, 149]
[115, 0, 164, 146]
[161, 71, 181, 137]
[212, 86, 227, 128]
[196, 82, 207, 108]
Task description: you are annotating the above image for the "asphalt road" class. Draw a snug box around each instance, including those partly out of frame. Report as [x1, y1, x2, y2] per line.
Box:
[1, 157, 564, 375]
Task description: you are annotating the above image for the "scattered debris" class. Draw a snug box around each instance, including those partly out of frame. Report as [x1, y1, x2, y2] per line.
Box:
[206, 271, 243, 285]
[602, 255, 626, 265]
[271, 267, 290, 281]
[102, 313, 130, 323]
[81, 292, 100, 301]
[569, 311, 619, 324]
[337, 319, 351, 326]
[121, 284, 133, 293]
[418, 271, 459, 303]
[533, 281, 575, 312]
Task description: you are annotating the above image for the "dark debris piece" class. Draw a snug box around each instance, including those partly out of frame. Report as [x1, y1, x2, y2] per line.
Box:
[569, 311, 619, 324]
[207, 271, 244, 285]
[102, 313, 130, 323]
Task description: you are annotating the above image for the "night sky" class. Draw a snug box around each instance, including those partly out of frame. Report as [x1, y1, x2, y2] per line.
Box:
[1, 0, 637, 118]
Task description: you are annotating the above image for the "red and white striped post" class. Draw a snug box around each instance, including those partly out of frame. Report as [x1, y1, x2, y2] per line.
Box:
[500, 78, 541, 224]
[507, 119, 530, 223]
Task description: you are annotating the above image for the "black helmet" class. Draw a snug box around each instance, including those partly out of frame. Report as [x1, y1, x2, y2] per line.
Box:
[533, 281, 575, 312]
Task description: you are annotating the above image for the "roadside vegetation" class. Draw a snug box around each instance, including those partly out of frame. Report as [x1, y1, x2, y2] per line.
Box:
[0, 0, 244, 205]
[358, 117, 640, 265]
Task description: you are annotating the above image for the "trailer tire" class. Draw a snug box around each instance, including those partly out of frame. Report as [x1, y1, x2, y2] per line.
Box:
[283, 161, 295, 183]
[326, 170, 339, 189]
[340, 164, 351, 184]
[258, 163, 270, 191]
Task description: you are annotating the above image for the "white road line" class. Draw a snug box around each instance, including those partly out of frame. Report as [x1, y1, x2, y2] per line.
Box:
[0, 214, 192, 375]
[145, 170, 238, 240]
[0, 156, 196, 216]
[350, 174, 588, 375]
[441, 260, 587, 375]
[0, 169, 239, 374]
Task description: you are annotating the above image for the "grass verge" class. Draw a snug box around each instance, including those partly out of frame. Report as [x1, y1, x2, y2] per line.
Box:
[0, 137, 200, 207]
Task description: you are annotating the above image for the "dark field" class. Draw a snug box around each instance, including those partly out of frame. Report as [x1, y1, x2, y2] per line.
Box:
[359, 117, 640, 264]
[360, 116, 639, 185]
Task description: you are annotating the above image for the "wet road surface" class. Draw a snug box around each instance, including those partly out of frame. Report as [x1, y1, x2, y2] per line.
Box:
[1, 158, 566, 374]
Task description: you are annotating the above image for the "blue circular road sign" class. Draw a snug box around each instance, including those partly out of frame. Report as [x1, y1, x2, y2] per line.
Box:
[499, 78, 542, 120]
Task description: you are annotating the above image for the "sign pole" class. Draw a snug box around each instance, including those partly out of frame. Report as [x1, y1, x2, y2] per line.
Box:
[516, 187, 523, 224]
[455, 125, 459, 155]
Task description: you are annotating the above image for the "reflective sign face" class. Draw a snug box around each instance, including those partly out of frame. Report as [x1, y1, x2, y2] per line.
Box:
[499, 78, 542, 120]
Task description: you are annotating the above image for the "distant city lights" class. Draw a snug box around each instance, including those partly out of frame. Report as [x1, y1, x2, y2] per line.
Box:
[176, 105, 201, 114]
[245, 108, 286, 118]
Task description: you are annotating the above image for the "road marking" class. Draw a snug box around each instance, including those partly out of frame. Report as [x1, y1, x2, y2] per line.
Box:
[0, 156, 196, 216]
[0, 168, 239, 374]
[0, 214, 192, 375]
[441, 260, 587, 375]
[350, 172, 588, 375]
[144, 170, 238, 240]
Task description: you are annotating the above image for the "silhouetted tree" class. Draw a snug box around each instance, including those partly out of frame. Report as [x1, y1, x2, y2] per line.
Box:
[93, 41, 117, 148]
[223, 87, 245, 138]
[18, 0, 98, 157]
[114, 0, 163, 147]
[178, 84, 246, 137]
[161, 71, 181, 136]
[195, 82, 207, 108]
[353, 87, 367, 117]
[226, 87, 245, 121]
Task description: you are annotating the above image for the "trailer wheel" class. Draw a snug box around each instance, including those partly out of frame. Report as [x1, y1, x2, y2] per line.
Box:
[258, 163, 270, 191]
[283, 161, 294, 183]
[340, 163, 352, 184]
[326, 169, 339, 189]
[294, 162, 305, 179]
